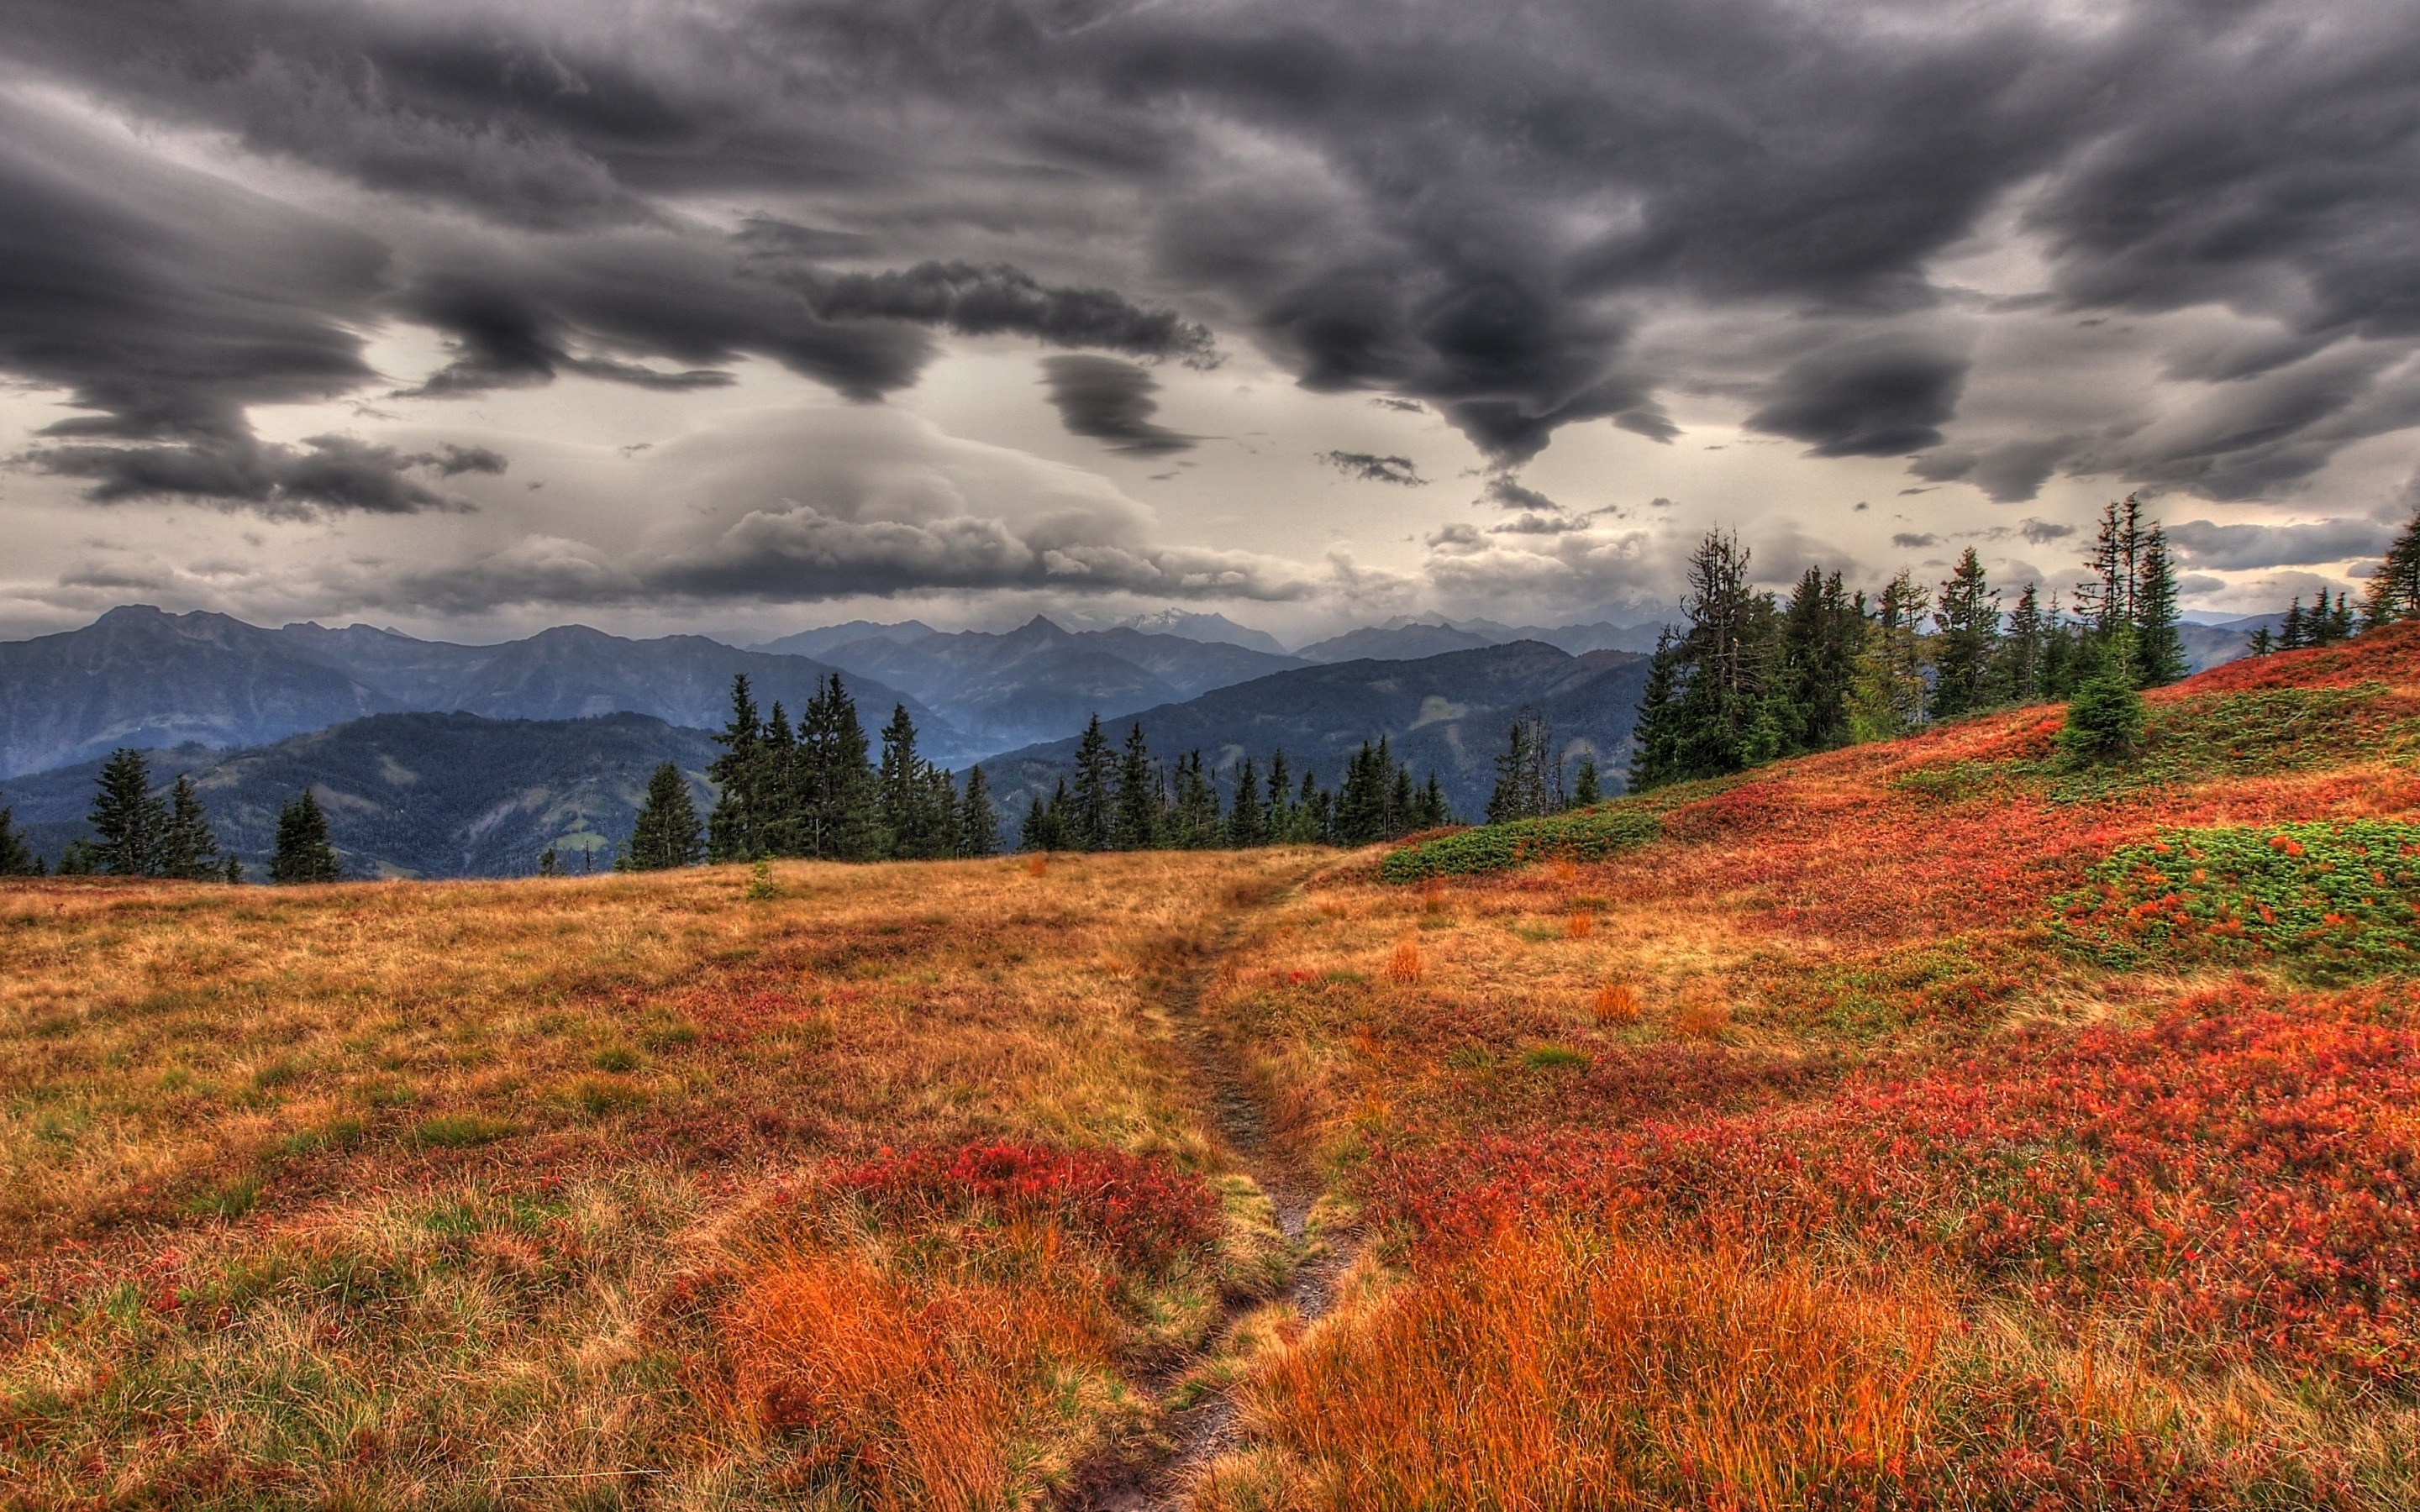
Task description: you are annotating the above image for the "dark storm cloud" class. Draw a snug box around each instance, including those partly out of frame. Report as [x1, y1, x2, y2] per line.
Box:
[1037, 356, 1197, 455]
[407, 444, 510, 477]
[1480, 475, 1560, 512]
[1748, 338, 1969, 458]
[29, 435, 470, 515]
[5, 0, 2420, 550]
[2020, 519, 2076, 545]
[1318, 452, 1427, 486]
[2165, 518, 2394, 570]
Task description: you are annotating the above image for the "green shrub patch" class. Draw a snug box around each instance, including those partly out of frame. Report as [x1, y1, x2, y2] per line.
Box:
[2052, 822, 2420, 979]
[1381, 806, 1662, 882]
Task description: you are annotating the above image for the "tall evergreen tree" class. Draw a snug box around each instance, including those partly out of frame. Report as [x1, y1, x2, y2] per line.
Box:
[958, 766, 1000, 857]
[1298, 769, 1333, 845]
[1570, 756, 1602, 808]
[1778, 567, 1861, 753]
[627, 762, 704, 869]
[1848, 570, 1928, 740]
[159, 774, 221, 879]
[1020, 779, 1071, 853]
[2059, 638, 2147, 765]
[1168, 752, 1223, 848]
[2326, 592, 2357, 643]
[1626, 626, 1685, 790]
[1415, 770, 1452, 829]
[706, 675, 765, 863]
[2133, 526, 2187, 687]
[88, 748, 167, 877]
[1928, 548, 2001, 721]
[1660, 531, 1787, 781]
[1068, 715, 1114, 852]
[799, 675, 881, 860]
[2280, 597, 2308, 650]
[1999, 583, 2046, 704]
[917, 763, 960, 859]
[1265, 750, 1294, 840]
[269, 790, 341, 884]
[877, 704, 931, 858]
[1486, 711, 1559, 822]
[2081, 496, 2145, 639]
[2362, 507, 2420, 627]
[2246, 624, 2275, 657]
[0, 795, 41, 876]
[1227, 755, 1266, 847]
[1113, 722, 1160, 850]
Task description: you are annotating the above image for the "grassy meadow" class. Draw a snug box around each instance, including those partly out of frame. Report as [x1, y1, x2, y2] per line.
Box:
[7, 627, 2420, 1509]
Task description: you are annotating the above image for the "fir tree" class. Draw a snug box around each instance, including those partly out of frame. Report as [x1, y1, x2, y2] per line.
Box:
[1486, 712, 1558, 823]
[2059, 638, 2147, 766]
[1265, 750, 1293, 839]
[55, 841, 99, 875]
[2362, 507, 2420, 628]
[2327, 592, 2357, 643]
[1302, 773, 1334, 846]
[0, 795, 41, 876]
[628, 762, 704, 869]
[758, 701, 799, 856]
[1336, 738, 1409, 843]
[1669, 531, 1786, 776]
[1928, 548, 2001, 721]
[958, 766, 1000, 857]
[1848, 570, 1928, 739]
[1113, 722, 1160, 850]
[2132, 526, 2187, 687]
[1778, 567, 1861, 753]
[222, 854, 243, 885]
[877, 704, 929, 858]
[269, 790, 341, 884]
[88, 748, 166, 877]
[1227, 755, 1266, 847]
[2246, 624, 2275, 657]
[705, 675, 765, 862]
[1169, 752, 1222, 848]
[1626, 625, 1685, 790]
[800, 675, 881, 861]
[2280, 597, 2308, 650]
[1570, 756, 1601, 808]
[1999, 583, 2045, 704]
[1069, 715, 1114, 852]
[2037, 591, 2086, 700]
[158, 774, 221, 879]
[1416, 770, 1452, 829]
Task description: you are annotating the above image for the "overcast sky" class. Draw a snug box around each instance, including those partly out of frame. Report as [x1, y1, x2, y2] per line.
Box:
[3, 0, 2417, 646]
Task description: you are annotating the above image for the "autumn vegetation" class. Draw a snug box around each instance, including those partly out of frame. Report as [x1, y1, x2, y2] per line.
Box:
[7, 622, 2420, 1508]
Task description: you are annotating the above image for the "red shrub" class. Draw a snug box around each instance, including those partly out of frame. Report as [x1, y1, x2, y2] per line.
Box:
[834, 1142, 1221, 1268]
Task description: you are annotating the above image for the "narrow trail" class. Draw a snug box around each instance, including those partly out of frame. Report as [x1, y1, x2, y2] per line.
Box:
[1071, 881, 1359, 1512]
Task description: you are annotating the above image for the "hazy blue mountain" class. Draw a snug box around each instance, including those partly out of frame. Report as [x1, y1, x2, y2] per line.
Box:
[1106, 609, 1291, 655]
[750, 620, 941, 659]
[979, 641, 1652, 826]
[813, 616, 1308, 749]
[0, 606, 965, 777]
[1292, 622, 1500, 663]
[3, 712, 720, 879]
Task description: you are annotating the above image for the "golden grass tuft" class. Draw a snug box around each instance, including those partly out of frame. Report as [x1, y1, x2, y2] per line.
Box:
[1591, 983, 1641, 1025]
[1386, 938, 1423, 985]
[1673, 988, 1732, 1039]
[1565, 908, 1593, 939]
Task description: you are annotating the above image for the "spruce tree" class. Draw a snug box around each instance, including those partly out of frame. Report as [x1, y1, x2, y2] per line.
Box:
[2247, 624, 2275, 657]
[2132, 526, 2187, 687]
[877, 704, 928, 858]
[1486, 713, 1556, 823]
[1227, 755, 1266, 847]
[758, 701, 799, 856]
[158, 774, 221, 879]
[1069, 715, 1114, 852]
[628, 762, 703, 870]
[1570, 756, 1601, 808]
[0, 795, 41, 876]
[269, 790, 341, 884]
[1999, 583, 2045, 704]
[1417, 770, 1452, 829]
[2280, 598, 2308, 650]
[89, 748, 166, 877]
[1626, 626, 1685, 790]
[1650, 530, 1787, 782]
[1265, 750, 1294, 839]
[706, 675, 765, 862]
[1928, 548, 2001, 721]
[797, 675, 880, 860]
[1301, 772, 1334, 845]
[1848, 570, 1928, 739]
[1113, 722, 1160, 850]
[2328, 592, 2357, 643]
[2362, 507, 2420, 627]
[1778, 567, 1860, 753]
[958, 766, 1000, 857]
[2059, 638, 2147, 765]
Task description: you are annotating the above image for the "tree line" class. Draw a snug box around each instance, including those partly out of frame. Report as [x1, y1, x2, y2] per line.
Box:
[1629, 496, 2194, 790]
[0, 748, 341, 882]
[1014, 716, 1454, 853]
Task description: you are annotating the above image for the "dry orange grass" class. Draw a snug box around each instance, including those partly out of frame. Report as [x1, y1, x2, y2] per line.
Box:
[1386, 938, 1423, 985]
[1591, 983, 1641, 1025]
[1200, 1222, 1946, 1510]
[1565, 907, 1593, 938]
[0, 849, 1316, 1509]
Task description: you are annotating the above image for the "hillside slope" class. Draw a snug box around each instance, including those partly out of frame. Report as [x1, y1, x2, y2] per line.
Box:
[1189, 625, 2420, 1506]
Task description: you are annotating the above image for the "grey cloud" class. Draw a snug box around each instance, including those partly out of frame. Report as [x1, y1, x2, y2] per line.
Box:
[2164, 517, 2393, 570]
[1891, 533, 1939, 549]
[2019, 518, 2075, 544]
[2177, 575, 2225, 594]
[27, 434, 470, 516]
[1038, 355, 1195, 455]
[1480, 475, 1558, 512]
[806, 264, 1217, 365]
[1749, 338, 1968, 457]
[407, 444, 509, 476]
[1318, 451, 1426, 486]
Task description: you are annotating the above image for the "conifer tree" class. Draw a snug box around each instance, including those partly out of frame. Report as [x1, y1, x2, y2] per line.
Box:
[2059, 638, 2147, 765]
[1999, 583, 2046, 704]
[2280, 597, 2308, 650]
[1068, 715, 1114, 852]
[1167, 752, 1221, 848]
[2327, 591, 2357, 643]
[878, 704, 929, 858]
[920, 764, 960, 858]
[706, 675, 765, 862]
[1299, 769, 1333, 845]
[1626, 626, 1685, 790]
[1847, 570, 1928, 739]
[958, 766, 1000, 857]
[798, 675, 881, 860]
[1113, 722, 1159, 850]
[1778, 567, 1861, 753]
[158, 774, 221, 879]
[89, 748, 167, 877]
[1570, 756, 1601, 808]
[269, 790, 342, 883]
[1928, 548, 2001, 721]
[1670, 531, 1786, 774]
[2246, 624, 2275, 657]
[758, 701, 799, 856]
[2362, 507, 2420, 627]
[1486, 712, 1558, 823]
[1227, 755, 1265, 848]
[0, 795, 41, 876]
[1416, 770, 1452, 829]
[626, 762, 704, 869]
[2038, 591, 2086, 700]
[1265, 750, 1293, 839]
[2132, 526, 2187, 687]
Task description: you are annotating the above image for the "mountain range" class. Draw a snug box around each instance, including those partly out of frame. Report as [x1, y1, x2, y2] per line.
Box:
[1, 711, 719, 879]
[0, 606, 958, 778]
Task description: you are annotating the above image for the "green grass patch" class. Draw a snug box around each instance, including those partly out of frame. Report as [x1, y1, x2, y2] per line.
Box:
[1523, 1045, 1590, 1070]
[2051, 684, 2414, 802]
[1381, 804, 1662, 881]
[2051, 821, 2420, 979]
[408, 1113, 517, 1149]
